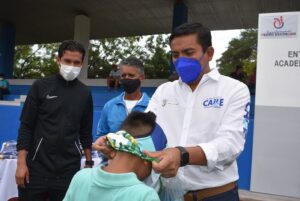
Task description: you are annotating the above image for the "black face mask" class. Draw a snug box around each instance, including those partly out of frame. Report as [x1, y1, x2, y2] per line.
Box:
[121, 79, 141, 94]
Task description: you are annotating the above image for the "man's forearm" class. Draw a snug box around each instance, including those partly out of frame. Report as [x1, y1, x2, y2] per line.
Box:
[186, 146, 207, 166]
[84, 148, 92, 161]
[17, 150, 28, 165]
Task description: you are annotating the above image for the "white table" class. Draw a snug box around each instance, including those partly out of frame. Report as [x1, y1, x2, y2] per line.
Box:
[0, 158, 102, 201]
[0, 159, 18, 201]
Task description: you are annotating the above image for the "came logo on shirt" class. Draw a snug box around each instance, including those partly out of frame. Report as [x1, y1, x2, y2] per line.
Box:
[203, 97, 224, 108]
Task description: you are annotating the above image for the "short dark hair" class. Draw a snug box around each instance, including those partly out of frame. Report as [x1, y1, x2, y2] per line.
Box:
[0, 73, 4, 77]
[58, 40, 86, 61]
[119, 57, 144, 75]
[169, 22, 212, 52]
[120, 111, 156, 137]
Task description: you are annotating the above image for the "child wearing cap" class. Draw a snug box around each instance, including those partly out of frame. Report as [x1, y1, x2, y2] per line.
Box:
[63, 111, 167, 201]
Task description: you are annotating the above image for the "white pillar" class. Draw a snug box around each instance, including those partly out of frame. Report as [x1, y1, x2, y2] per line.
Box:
[74, 15, 90, 79]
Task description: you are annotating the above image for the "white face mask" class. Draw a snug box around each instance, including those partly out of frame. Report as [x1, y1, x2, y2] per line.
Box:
[0, 77, 3, 81]
[59, 64, 81, 81]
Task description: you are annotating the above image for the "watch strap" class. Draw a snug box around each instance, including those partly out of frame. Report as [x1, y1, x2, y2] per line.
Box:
[85, 160, 94, 166]
[176, 146, 189, 167]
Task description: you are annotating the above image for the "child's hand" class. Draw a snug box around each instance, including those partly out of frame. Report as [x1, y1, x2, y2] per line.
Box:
[93, 136, 115, 159]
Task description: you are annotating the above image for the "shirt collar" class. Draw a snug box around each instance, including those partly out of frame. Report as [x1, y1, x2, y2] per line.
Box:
[115, 92, 125, 104]
[205, 68, 220, 81]
[56, 74, 78, 85]
[93, 167, 141, 187]
[178, 68, 220, 86]
[116, 92, 149, 107]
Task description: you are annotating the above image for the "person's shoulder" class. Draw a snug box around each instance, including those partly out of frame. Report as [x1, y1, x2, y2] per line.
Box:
[76, 167, 93, 176]
[155, 80, 179, 94]
[105, 93, 123, 106]
[31, 75, 57, 89]
[76, 80, 91, 92]
[34, 75, 56, 84]
[159, 80, 179, 88]
[126, 183, 160, 201]
[220, 75, 248, 89]
[72, 168, 93, 182]
[219, 75, 249, 98]
[141, 92, 151, 101]
[66, 168, 94, 200]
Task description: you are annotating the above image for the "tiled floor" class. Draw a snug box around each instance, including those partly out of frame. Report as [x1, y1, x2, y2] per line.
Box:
[239, 190, 300, 201]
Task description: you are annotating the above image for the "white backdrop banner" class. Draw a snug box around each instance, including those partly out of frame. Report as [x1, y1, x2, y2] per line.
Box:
[256, 12, 300, 108]
[252, 11, 300, 198]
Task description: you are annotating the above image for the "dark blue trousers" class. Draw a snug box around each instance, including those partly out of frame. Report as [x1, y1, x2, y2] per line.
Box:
[185, 186, 240, 201]
[202, 186, 239, 201]
[18, 175, 71, 201]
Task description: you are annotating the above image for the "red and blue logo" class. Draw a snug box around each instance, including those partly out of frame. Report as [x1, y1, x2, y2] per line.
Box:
[273, 16, 284, 29]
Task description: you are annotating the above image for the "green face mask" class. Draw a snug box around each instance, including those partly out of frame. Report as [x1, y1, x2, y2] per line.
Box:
[106, 130, 160, 162]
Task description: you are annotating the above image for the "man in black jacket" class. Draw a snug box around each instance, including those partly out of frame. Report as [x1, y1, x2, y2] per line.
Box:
[15, 40, 94, 201]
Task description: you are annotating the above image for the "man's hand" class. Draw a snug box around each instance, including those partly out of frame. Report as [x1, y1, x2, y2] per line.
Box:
[15, 150, 29, 188]
[15, 161, 29, 188]
[93, 136, 115, 159]
[145, 148, 181, 178]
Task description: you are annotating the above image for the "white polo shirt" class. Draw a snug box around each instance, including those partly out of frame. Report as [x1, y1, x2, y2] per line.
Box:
[147, 68, 250, 190]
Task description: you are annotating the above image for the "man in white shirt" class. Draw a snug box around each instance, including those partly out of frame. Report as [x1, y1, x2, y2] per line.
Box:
[93, 23, 250, 200]
[144, 23, 250, 200]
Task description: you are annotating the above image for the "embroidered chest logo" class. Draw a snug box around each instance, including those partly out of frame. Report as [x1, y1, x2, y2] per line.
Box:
[46, 94, 58, 99]
[203, 97, 224, 108]
[162, 99, 179, 107]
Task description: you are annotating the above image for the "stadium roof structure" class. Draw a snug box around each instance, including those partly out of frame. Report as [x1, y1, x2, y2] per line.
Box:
[1, 0, 300, 45]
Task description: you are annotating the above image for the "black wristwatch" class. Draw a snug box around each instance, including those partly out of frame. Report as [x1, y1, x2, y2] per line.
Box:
[176, 146, 189, 167]
[85, 160, 94, 167]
